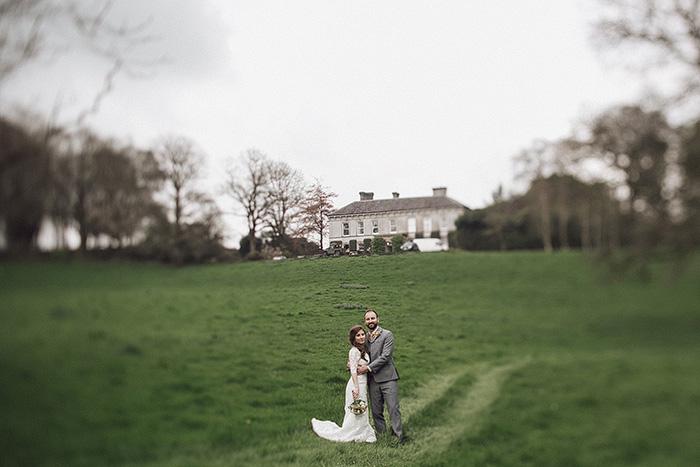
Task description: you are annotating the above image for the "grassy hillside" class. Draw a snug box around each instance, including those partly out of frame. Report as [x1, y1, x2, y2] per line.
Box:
[1, 251, 698, 466]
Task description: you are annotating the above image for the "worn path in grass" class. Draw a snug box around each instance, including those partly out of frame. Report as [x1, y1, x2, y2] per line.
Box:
[225, 357, 529, 466]
[406, 358, 530, 464]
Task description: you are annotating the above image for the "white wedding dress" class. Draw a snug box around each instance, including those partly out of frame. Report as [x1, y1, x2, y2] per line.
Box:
[311, 347, 376, 443]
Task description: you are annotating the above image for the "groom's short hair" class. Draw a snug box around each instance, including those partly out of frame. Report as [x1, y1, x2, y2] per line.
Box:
[365, 309, 377, 318]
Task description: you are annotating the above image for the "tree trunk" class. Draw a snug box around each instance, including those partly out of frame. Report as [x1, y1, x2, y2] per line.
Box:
[580, 206, 591, 250]
[174, 186, 182, 232]
[76, 190, 88, 254]
[538, 190, 553, 253]
[558, 212, 569, 251]
[248, 229, 256, 254]
[496, 228, 506, 251]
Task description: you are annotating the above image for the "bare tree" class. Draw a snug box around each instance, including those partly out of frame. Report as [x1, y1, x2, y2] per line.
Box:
[484, 185, 512, 251]
[222, 149, 270, 255]
[68, 130, 96, 252]
[62, 130, 158, 252]
[582, 105, 674, 275]
[46, 149, 75, 250]
[0, 113, 50, 252]
[299, 179, 337, 250]
[513, 140, 558, 252]
[155, 136, 204, 231]
[264, 160, 306, 242]
[154, 135, 205, 262]
[91, 145, 162, 247]
[594, 0, 700, 105]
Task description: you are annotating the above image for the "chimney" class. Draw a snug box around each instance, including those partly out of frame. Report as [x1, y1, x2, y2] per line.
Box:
[392, 192, 400, 199]
[359, 191, 374, 201]
[432, 187, 447, 197]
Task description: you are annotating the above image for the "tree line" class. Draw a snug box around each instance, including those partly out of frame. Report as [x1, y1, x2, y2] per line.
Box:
[453, 107, 700, 254]
[451, 0, 700, 275]
[0, 116, 338, 263]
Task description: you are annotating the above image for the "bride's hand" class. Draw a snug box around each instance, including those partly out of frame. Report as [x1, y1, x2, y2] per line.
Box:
[352, 388, 359, 399]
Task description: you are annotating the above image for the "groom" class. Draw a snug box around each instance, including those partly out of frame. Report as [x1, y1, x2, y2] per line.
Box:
[358, 309, 403, 443]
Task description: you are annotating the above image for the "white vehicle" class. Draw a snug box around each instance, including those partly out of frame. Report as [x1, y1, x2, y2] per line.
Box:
[411, 238, 448, 252]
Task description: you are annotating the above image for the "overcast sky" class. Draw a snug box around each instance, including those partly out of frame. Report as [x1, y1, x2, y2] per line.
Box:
[2, 0, 651, 247]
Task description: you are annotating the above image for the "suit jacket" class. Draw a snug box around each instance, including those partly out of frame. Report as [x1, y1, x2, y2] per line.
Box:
[366, 326, 399, 383]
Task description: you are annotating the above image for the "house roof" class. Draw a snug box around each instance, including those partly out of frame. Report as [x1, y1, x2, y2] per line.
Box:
[329, 195, 467, 217]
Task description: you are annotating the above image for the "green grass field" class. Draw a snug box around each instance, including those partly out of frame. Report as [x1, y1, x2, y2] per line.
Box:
[1, 251, 699, 466]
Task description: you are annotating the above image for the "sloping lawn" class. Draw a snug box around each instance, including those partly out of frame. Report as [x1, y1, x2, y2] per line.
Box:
[1, 251, 698, 466]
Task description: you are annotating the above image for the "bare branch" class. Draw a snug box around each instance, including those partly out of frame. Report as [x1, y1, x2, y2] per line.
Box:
[0, 0, 161, 127]
[75, 58, 122, 126]
[594, 0, 700, 104]
[0, 0, 50, 82]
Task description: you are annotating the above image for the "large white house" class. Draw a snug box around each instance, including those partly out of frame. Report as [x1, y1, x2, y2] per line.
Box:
[328, 187, 467, 250]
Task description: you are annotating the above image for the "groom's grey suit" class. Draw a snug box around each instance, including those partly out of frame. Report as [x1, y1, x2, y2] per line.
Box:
[366, 326, 403, 441]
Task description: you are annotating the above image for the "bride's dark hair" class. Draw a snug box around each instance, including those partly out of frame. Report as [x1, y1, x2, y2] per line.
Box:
[349, 325, 367, 360]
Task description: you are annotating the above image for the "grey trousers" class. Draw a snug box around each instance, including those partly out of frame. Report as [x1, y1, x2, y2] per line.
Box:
[368, 378, 403, 441]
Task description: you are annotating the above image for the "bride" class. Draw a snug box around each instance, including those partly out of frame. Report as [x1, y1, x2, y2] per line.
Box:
[311, 325, 377, 443]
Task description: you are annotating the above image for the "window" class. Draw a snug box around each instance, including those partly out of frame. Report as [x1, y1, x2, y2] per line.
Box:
[390, 219, 397, 233]
[357, 221, 364, 235]
[372, 220, 379, 234]
[423, 217, 432, 235]
[342, 222, 350, 236]
[408, 217, 416, 235]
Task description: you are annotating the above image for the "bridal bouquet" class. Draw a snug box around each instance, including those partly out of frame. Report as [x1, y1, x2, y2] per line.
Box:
[348, 399, 368, 415]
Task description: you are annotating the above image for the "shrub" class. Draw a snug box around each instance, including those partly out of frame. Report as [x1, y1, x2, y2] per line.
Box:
[371, 237, 386, 255]
[391, 235, 405, 253]
[272, 236, 320, 257]
[245, 251, 265, 261]
[239, 232, 263, 257]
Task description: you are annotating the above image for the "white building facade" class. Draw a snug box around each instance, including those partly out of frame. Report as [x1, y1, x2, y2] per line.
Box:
[328, 187, 467, 249]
